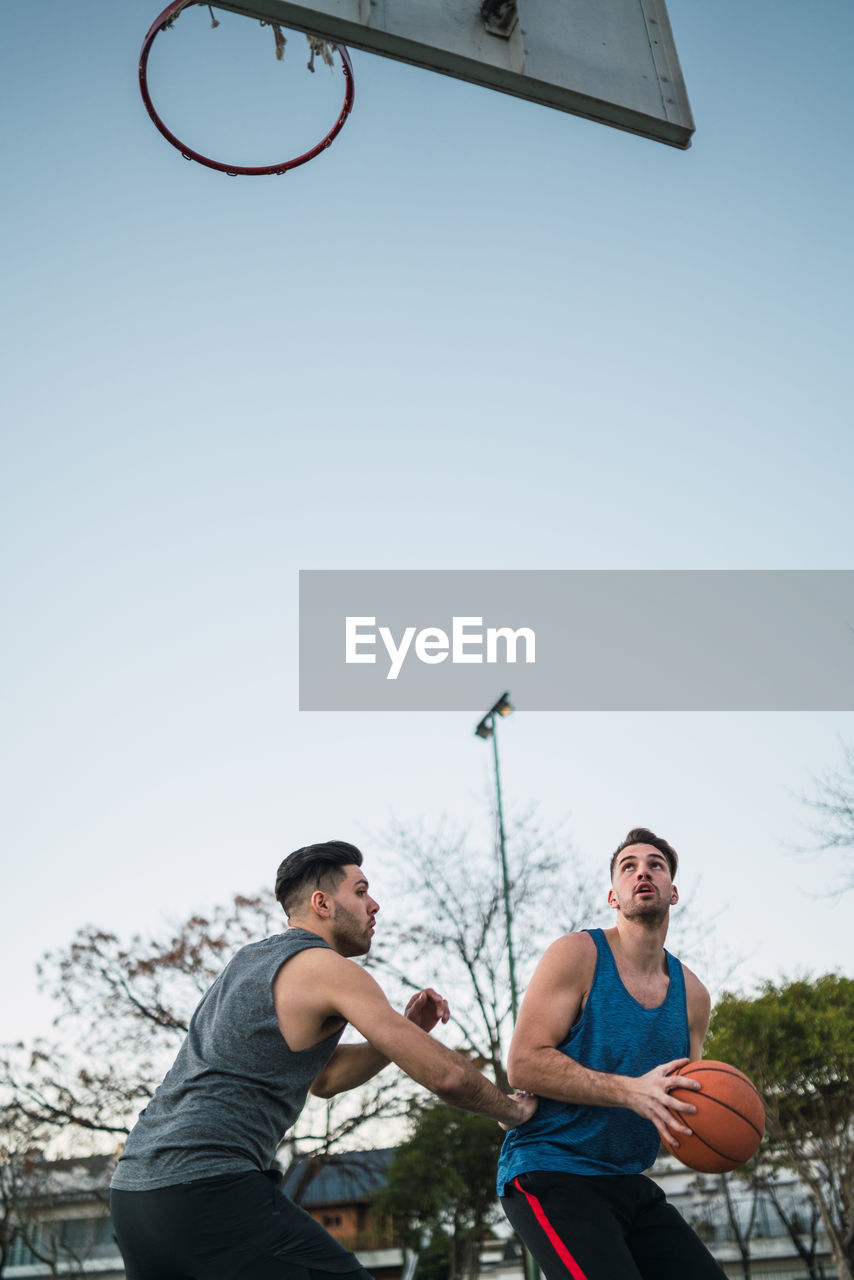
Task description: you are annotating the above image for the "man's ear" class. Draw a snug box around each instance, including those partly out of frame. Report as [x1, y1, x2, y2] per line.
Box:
[310, 889, 332, 919]
[607, 887, 619, 911]
[670, 885, 679, 905]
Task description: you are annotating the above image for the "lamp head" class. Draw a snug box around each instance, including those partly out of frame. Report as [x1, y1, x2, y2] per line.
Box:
[475, 694, 514, 738]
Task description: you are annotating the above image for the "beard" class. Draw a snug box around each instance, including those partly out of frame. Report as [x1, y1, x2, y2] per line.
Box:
[331, 901, 372, 957]
[619, 889, 670, 926]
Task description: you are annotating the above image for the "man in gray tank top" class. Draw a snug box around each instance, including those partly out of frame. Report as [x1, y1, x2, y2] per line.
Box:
[110, 840, 536, 1280]
[499, 828, 728, 1280]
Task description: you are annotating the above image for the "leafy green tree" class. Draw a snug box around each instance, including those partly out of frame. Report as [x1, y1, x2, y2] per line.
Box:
[373, 1102, 505, 1280]
[706, 974, 854, 1280]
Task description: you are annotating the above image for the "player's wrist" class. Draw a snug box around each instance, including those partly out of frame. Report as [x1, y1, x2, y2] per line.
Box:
[614, 1073, 639, 1111]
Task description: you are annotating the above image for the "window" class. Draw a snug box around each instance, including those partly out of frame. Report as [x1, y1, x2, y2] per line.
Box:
[61, 1217, 91, 1250]
[8, 1215, 119, 1265]
[94, 1216, 116, 1245]
[7, 1234, 38, 1267]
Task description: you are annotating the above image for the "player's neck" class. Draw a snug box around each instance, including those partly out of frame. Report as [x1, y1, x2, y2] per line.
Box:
[287, 916, 330, 944]
[609, 916, 669, 972]
[287, 915, 355, 958]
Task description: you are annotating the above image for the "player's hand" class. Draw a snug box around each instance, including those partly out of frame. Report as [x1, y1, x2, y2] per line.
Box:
[403, 988, 450, 1033]
[499, 1091, 538, 1131]
[626, 1058, 700, 1147]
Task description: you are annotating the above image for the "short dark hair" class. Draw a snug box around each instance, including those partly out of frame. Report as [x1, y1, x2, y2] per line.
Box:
[609, 827, 678, 880]
[274, 841, 363, 916]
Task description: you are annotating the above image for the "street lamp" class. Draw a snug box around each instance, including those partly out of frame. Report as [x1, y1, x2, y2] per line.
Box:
[476, 695, 539, 1280]
[474, 692, 519, 1022]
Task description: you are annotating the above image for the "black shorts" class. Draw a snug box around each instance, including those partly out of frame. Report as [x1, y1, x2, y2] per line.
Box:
[110, 1169, 374, 1280]
[501, 1171, 726, 1280]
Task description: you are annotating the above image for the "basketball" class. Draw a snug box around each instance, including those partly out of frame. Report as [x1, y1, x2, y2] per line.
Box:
[661, 1060, 765, 1173]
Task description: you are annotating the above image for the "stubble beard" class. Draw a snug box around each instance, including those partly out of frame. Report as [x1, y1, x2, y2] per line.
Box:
[620, 890, 669, 928]
[331, 901, 372, 957]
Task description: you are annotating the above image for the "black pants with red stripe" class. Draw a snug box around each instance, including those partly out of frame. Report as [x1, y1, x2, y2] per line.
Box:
[501, 1172, 726, 1280]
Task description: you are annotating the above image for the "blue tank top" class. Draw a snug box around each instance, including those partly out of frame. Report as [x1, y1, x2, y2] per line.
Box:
[497, 928, 689, 1190]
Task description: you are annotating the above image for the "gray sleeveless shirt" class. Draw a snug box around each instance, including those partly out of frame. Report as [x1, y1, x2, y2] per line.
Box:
[111, 928, 344, 1190]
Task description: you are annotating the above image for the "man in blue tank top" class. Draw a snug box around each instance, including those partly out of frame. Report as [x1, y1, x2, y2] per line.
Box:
[498, 827, 727, 1280]
[111, 840, 536, 1280]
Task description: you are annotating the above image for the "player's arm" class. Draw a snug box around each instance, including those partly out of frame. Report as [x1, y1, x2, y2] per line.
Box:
[507, 932, 618, 1103]
[683, 965, 712, 1062]
[279, 951, 535, 1128]
[507, 932, 699, 1146]
[310, 988, 450, 1096]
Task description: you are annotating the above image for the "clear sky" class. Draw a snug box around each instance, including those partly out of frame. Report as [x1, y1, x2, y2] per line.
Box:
[2, 1, 853, 1045]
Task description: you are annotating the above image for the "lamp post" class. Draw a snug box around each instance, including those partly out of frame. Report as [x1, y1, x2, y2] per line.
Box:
[475, 695, 539, 1280]
[474, 692, 519, 1023]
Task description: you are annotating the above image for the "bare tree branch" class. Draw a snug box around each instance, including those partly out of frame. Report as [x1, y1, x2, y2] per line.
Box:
[798, 739, 854, 892]
[370, 809, 607, 1090]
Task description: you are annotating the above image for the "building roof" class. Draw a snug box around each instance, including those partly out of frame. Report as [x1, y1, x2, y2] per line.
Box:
[8, 1152, 117, 1206]
[281, 1148, 396, 1206]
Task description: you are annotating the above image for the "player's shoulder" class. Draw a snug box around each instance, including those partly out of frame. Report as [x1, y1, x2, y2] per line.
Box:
[276, 934, 343, 971]
[675, 958, 711, 1011]
[272, 939, 381, 1021]
[548, 928, 597, 953]
[535, 929, 598, 978]
[274, 935, 375, 986]
[219, 931, 315, 976]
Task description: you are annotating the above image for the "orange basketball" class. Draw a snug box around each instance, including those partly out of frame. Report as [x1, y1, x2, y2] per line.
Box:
[661, 1060, 765, 1173]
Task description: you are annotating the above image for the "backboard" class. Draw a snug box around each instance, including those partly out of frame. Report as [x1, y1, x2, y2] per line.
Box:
[206, 0, 695, 148]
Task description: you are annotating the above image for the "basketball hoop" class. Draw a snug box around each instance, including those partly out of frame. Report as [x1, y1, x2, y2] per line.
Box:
[138, 0, 355, 176]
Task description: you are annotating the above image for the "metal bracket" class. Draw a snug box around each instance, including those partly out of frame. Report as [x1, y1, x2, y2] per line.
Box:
[480, 0, 518, 38]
